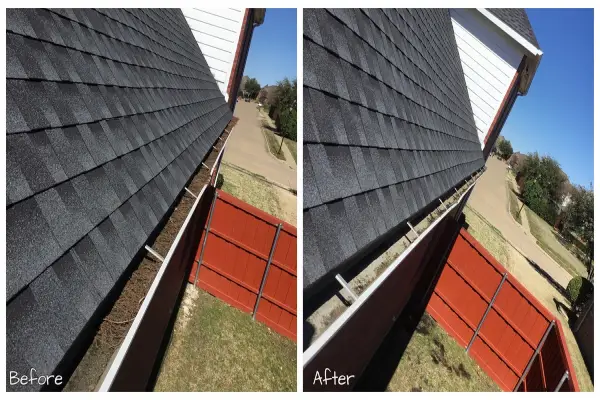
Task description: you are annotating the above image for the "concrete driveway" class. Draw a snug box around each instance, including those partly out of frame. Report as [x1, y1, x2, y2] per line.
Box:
[223, 101, 297, 190]
[467, 157, 572, 288]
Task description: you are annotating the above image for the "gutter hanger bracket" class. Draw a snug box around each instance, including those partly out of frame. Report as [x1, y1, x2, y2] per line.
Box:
[439, 198, 447, 211]
[335, 274, 358, 303]
[184, 187, 198, 199]
[407, 221, 418, 238]
[144, 245, 164, 262]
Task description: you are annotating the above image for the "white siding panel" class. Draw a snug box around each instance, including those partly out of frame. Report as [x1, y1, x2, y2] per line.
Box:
[451, 9, 524, 147]
[186, 18, 239, 43]
[209, 68, 228, 85]
[181, 8, 246, 101]
[182, 8, 242, 33]
[198, 43, 232, 63]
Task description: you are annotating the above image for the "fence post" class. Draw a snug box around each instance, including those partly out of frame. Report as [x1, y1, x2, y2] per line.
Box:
[252, 223, 283, 320]
[466, 272, 508, 353]
[193, 190, 219, 286]
[513, 320, 556, 391]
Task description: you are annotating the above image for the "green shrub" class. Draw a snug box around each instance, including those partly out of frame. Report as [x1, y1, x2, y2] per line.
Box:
[277, 107, 297, 142]
[523, 180, 557, 223]
[497, 138, 513, 160]
[216, 173, 224, 189]
[566, 276, 593, 308]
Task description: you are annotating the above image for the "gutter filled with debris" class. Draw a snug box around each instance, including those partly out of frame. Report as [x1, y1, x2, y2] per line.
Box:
[64, 120, 236, 392]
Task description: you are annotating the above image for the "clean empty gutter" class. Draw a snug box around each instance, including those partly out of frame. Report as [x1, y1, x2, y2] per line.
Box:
[303, 171, 483, 367]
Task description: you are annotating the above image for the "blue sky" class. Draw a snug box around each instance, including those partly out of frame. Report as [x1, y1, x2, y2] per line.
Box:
[501, 9, 594, 187]
[242, 8, 297, 86]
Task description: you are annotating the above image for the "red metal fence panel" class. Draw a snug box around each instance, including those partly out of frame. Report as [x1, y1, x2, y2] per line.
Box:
[426, 228, 578, 392]
[189, 189, 297, 341]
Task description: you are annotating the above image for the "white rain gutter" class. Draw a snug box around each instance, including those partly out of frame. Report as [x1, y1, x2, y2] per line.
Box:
[98, 182, 208, 391]
[99, 132, 231, 391]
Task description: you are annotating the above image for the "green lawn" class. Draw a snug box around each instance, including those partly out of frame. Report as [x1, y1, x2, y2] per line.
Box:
[525, 208, 587, 278]
[388, 313, 499, 392]
[263, 129, 286, 161]
[464, 206, 510, 268]
[155, 288, 296, 392]
[506, 183, 522, 224]
[284, 138, 297, 163]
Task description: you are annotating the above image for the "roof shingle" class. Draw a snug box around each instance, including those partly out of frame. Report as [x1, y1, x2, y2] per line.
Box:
[6, 8, 231, 390]
[303, 9, 484, 292]
[487, 8, 540, 49]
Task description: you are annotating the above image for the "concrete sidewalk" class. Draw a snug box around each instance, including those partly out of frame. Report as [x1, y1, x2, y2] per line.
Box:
[467, 157, 572, 288]
[223, 101, 297, 190]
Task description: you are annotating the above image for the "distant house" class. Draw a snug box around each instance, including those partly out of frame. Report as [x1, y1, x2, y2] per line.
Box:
[181, 9, 265, 108]
[259, 85, 278, 106]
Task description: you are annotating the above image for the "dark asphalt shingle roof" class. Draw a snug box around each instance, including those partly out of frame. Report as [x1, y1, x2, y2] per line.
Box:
[303, 9, 484, 291]
[486, 8, 540, 49]
[6, 8, 231, 390]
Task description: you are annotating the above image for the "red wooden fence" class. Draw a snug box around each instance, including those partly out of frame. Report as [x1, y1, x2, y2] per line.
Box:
[427, 228, 578, 392]
[189, 189, 297, 341]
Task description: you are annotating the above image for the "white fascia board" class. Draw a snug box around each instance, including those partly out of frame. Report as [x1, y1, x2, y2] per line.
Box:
[477, 8, 543, 57]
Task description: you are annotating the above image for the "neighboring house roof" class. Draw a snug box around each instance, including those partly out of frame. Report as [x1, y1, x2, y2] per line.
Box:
[303, 9, 484, 292]
[486, 8, 540, 49]
[6, 8, 231, 390]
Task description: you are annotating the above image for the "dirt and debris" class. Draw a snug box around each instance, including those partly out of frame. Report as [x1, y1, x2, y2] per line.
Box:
[64, 119, 237, 392]
[415, 312, 435, 335]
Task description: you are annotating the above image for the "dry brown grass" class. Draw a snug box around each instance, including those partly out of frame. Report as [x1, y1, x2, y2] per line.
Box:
[463, 206, 510, 268]
[525, 208, 587, 278]
[154, 287, 296, 392]
[388, 313, 499, 392]
[220, 164, 296, 226]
